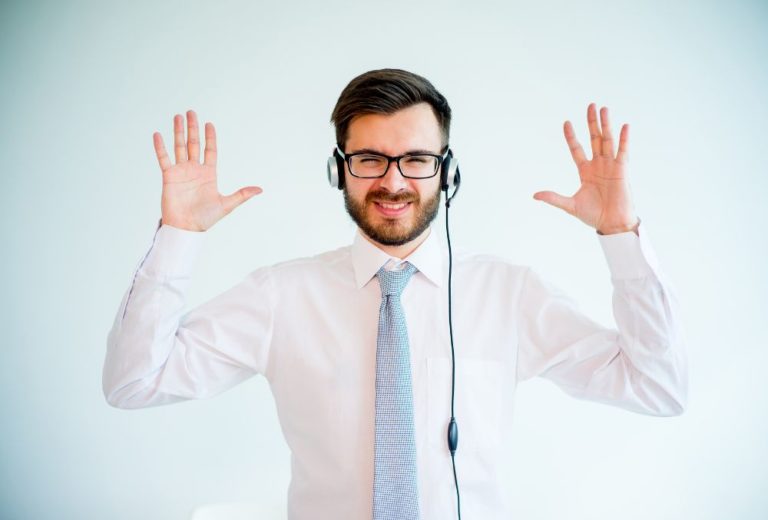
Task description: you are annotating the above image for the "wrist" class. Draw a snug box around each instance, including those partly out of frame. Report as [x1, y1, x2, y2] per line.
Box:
[597, 217, 640, 236]
[161, 217, 207, 232]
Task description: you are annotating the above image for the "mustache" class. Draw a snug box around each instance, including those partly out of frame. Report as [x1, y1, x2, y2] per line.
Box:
[365, 190, 419, 204]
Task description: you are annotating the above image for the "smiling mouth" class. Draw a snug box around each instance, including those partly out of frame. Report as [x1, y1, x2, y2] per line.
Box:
[376, 202, 409, 210]
[373, 201, 412, 217]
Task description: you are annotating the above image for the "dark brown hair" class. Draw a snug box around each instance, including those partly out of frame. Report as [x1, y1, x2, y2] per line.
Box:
[330, 68, 452, 151]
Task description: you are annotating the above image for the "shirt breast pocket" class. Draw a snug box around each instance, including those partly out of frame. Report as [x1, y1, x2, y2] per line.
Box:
[426, 357, 505, 454]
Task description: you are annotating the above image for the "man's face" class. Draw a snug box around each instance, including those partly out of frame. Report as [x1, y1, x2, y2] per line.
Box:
[342, 102, 443, 247]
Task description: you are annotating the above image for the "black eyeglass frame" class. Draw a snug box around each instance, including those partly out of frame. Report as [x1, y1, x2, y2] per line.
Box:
[336, 146, 449, 179]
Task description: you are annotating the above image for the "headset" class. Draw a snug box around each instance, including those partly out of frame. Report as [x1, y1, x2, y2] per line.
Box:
[327, 146, 464, 519]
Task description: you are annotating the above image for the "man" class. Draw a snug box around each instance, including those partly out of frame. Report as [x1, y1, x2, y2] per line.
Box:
[103, 69, 687, 519]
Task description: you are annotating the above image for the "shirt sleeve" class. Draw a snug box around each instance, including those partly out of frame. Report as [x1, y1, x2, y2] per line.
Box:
[102, 219, 275, 409]
[515, 220, 688, 416]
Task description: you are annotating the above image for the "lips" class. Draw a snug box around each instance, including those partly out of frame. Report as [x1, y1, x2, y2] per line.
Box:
[373, 201, 412, 217]
[378, 202, 408, 210]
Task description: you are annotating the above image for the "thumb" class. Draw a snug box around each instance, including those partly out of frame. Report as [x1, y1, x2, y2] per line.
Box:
[222, 186, 263, 215]
[533, 190, 575, 215]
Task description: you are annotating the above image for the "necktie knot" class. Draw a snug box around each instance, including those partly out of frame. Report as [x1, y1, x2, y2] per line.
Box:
[377, 262, 417, 297]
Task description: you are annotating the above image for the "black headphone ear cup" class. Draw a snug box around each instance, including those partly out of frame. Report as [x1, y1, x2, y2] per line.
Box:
[453, 167, 461, 190]
[440, 151, 451, 191]
[327, 148, 346, 190]
[441, 149, 460, 192]
[334, 149, 345, 190]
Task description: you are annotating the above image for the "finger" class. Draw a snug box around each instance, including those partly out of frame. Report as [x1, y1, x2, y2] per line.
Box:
[616, 123, 630, 163]
[563, 120, 587, 166]
[599, 106, 614, 157]
[221, 186, 263, 215]
[187, 110, 200, 163]
[587, 103, 601, 159]
[153, 132, 172, 171]
[173, 114, 187, 163]
[532, 190, 576, 216]
[203, 122, 217, 167]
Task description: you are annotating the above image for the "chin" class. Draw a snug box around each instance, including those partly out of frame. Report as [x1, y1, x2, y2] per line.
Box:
[343, 187, 437, 248]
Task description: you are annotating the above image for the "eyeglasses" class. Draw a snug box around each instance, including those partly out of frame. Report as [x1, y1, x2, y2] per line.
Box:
[337, 148, 448, 179]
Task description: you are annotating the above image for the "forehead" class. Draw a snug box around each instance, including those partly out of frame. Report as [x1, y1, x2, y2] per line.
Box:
[345, 103, 442, 154]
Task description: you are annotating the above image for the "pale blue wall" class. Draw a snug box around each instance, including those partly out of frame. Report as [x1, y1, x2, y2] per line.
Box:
[1, 0, 766, 518]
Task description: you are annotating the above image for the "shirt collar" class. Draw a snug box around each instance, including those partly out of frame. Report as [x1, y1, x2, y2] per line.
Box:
[351, 226, 444, 289]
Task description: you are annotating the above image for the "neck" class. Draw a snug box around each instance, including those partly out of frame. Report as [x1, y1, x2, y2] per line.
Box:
[362, 227, 431, 260]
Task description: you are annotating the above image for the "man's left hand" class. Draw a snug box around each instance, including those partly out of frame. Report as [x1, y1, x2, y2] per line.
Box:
[533, 103, 639, 235]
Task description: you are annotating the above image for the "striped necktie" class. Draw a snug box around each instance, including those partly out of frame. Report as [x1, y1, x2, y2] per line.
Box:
[373, 262, 420, 520]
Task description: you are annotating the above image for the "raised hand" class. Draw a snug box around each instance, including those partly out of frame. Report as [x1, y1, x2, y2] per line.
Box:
[533, 103, 639, 235]
[153, 110, 262, 232]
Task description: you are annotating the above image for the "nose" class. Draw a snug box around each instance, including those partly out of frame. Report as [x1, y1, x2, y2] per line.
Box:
[378, 159, 409, 193]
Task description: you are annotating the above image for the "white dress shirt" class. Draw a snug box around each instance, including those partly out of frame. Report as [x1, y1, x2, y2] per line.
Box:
[103, 219, 687, 520]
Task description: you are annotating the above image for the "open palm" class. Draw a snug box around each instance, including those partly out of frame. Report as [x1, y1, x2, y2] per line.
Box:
[534, 103, 639, 235]
[153, 110, 262, 232]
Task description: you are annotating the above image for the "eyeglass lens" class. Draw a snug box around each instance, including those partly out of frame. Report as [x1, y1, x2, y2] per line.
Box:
[349, 154, 438, 178]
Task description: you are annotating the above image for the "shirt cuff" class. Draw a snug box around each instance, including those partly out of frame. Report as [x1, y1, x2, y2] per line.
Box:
[596, 218, 662, 280]
[138, 217, 206, 278]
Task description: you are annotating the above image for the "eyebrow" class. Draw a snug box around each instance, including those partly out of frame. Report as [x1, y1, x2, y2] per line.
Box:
[347, 147, 440, 156]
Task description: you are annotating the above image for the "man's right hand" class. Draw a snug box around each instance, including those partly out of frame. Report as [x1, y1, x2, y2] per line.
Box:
[153, 110, 262, 232]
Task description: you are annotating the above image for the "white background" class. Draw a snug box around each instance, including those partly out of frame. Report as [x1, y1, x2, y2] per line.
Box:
[1, 0, 766, 518]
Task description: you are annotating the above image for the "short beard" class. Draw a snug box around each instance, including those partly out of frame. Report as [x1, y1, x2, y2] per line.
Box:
[343, 185, 442, 246]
